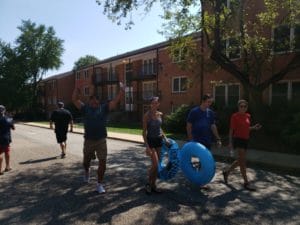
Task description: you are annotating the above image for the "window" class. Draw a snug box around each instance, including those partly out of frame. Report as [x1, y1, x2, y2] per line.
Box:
[214, 84, 240, 107]
[84, 87, 90, 96]
[84, 70, 89, 79]
[143, 58, 157, 75]
[108, 65, 117, 81]
[107, 85, 117, 100]
[172, 77, 187, 93]
[172, 47, 187, 63]
[292, 81, 300, 99]
[272, 83, 288, 104]
[221, 37, 241, 59]
[293, 24, 300, 50]
[143, 81, 156, 100]
[273, 24, 300, 53]
[76, 72, 81, 80]
[274, 25, 290, 52]
[95, 68, 102, 82]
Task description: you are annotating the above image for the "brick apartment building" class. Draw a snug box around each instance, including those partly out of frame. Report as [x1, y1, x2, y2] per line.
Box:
[39, 0, 300, 121]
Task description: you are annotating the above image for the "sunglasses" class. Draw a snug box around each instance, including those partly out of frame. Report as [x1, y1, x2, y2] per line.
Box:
[239, 104, 248, 108]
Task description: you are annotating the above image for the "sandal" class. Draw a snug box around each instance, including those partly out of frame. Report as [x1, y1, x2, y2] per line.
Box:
[0, 172, 4, 175]
[222, 170, 228, 184]
[145, 183, 152, 195]
[4, 168, 12, 172]
[244, 182, 256, 191]
[151, 185, 163, 193]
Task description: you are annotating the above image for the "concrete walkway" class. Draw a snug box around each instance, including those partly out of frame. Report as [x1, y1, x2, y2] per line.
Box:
[23, 122, 300, 174]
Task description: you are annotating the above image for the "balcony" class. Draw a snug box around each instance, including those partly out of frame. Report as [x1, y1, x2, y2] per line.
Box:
[130, 71, 157, 81]
[93, 73, 119, 86]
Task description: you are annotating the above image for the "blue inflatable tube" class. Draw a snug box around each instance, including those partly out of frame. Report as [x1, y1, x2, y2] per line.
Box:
[179, 142, 215, 186]
[158, 138, 180, 180]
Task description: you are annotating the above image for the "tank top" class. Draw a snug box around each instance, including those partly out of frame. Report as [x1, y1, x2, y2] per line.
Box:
[146, 112, 163, 138]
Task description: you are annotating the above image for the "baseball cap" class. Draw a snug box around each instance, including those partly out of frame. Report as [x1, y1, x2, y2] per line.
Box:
[0, 105, 6, 113]
[57, 102, 64, 107]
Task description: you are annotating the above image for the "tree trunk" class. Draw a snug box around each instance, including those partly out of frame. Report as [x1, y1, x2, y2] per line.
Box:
[248, 87, 265, 123]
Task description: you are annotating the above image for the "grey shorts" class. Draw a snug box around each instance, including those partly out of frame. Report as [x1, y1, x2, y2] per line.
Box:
[83, 138, 107, 161]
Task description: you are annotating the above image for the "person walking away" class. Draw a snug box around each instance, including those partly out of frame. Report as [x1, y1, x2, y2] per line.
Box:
[186, 94, 222, 189]
[222, 99, 262, 191]
[142, 96, 168, 195]
[50, 102, 73, 158]
[0, 105, 15, 175]
[72, 82, 125, 194]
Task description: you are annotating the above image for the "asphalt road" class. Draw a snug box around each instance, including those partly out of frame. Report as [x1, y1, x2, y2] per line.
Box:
[0, 124, 299, 225]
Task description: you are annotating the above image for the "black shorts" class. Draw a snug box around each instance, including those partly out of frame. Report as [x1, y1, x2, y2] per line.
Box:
[147, 136, 163, 148]
[55, 130, 67, 143]
[233, 138, 249, 149]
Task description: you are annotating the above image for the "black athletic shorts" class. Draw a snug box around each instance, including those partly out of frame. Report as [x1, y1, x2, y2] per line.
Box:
[147, 136, 163, 148]
[55, 130, 67, 143]
[233, 137, 249, 149]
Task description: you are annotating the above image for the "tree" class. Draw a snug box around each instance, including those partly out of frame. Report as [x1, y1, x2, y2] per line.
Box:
[96, 0, 300, 116]
[73, 55, 99, 70]
[0, 20, 64, 113]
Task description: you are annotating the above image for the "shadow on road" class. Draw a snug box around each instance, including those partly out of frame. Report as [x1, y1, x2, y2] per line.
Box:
[19, 156, 59, 164]
[0, 146, 299, 225]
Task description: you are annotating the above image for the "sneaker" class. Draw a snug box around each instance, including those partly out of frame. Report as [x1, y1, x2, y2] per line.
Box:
[96, 183, 106, 194]
[222, 170, 228, 184]
[244, 182, 256, 191]
[83, 172, 90, 183]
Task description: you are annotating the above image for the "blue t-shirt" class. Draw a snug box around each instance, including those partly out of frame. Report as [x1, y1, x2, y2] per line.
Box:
[0, 115, 14, 146]
[186, 106, 216, 148]
[81, 103, 109, 140]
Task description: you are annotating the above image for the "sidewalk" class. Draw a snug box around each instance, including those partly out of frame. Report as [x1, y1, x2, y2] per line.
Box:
[23, 122, 300, 174]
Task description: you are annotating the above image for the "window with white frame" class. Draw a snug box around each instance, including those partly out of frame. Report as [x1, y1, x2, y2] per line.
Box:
[107, 84, 117, 100]
[76, 72, 81, 80]
[95, 68, 101, 82]
[84, 86, 90, 96]
[143, 58, 156, 75]
[84, 70, 89, 79]
[271, 81, 300, 104]
[214, 84, 240, 107]
[292, 81, 300, 99]
[273, 24, 300, 53]
[221, 37, 241, 59]
[172, 48, 187, 63]
[108, 65, 116, 81]
[172, 76, 187, 93]
[143, 81, 156, 100]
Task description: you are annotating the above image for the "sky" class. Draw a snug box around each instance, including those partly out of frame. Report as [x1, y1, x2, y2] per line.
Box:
[0, 0, 166, 77]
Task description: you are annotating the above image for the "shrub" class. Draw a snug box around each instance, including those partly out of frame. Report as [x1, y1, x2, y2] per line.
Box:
[164, 104, 194, 134]
[281, 112, 300, 150]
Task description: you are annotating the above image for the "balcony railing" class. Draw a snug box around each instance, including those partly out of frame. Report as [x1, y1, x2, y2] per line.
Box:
[93, 73, 119, 85]
[130, 71, 157, 81]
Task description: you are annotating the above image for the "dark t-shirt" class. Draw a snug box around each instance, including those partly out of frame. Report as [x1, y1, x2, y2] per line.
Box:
[81, 103, 109, 140]
[50, 108, 73, 132]
[187, 106, 216, 148]
[0, 115, 14, 146]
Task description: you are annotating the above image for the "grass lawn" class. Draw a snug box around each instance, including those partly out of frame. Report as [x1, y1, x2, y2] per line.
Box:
[34, 121, 186, 139]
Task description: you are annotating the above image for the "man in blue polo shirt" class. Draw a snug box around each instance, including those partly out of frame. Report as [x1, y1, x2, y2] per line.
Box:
[72, 83, 125, 194]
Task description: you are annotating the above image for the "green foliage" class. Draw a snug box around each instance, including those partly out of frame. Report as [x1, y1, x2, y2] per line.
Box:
[73, 55, 99, 70]
[0, 20, 64, 112]
[164, 104, 194, 134]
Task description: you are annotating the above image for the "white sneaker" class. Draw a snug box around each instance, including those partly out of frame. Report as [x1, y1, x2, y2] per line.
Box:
[96, 183, 106, 194]
[83, 172, 90, 183]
